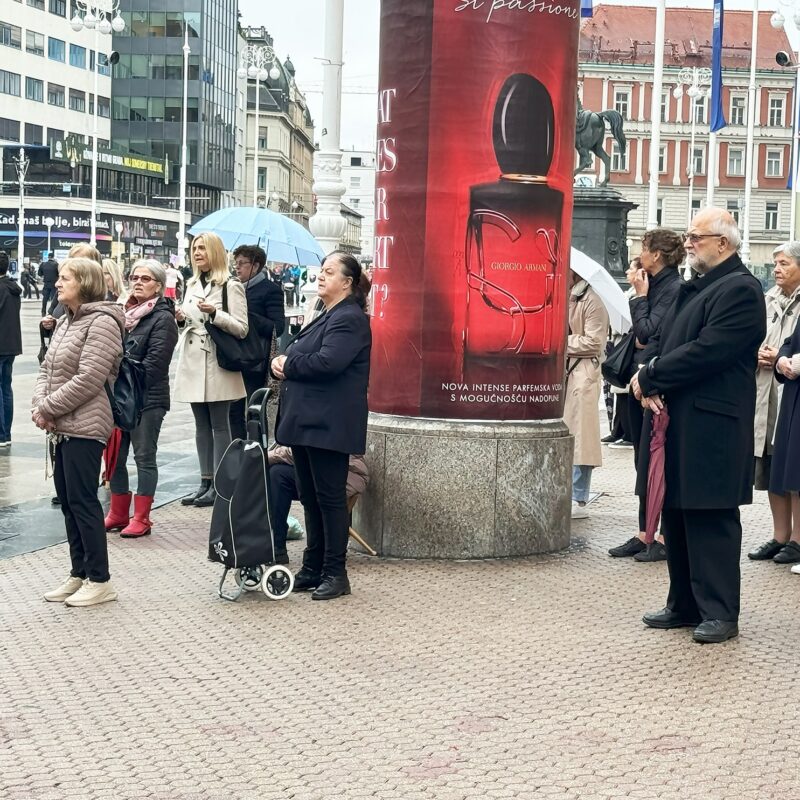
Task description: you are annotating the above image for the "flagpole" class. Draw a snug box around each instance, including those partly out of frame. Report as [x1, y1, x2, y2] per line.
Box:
[741, 1, 759, 266]
[706, 131, 717, 207]
[791, 58, 800, 241]
[646, 0, 667, 230]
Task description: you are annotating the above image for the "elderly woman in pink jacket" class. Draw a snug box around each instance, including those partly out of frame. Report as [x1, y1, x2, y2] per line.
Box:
[32, 257, 124, 608]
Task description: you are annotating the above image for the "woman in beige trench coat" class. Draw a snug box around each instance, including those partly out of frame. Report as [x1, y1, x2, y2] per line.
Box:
[173, 232, 249, 507]
[564, 270, 609, 519]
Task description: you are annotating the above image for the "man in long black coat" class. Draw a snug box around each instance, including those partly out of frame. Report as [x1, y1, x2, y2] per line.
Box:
[631, 208, 766, 644]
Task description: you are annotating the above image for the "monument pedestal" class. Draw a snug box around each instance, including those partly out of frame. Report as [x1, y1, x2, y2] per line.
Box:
[353, 414, 573, 559]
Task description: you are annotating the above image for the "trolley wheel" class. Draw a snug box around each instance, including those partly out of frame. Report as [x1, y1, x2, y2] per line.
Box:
[261, 564, 294, 600]
[236, 565, 264, 592]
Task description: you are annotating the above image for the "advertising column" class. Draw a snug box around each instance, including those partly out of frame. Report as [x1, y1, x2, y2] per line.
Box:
[358, 0, 581, 558]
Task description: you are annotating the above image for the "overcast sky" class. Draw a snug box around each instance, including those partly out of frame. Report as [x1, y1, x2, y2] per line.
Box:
[238, 0, 796, 151]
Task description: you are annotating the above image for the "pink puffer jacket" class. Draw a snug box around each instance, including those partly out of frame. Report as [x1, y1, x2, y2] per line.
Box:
[32, 301, 125, 443]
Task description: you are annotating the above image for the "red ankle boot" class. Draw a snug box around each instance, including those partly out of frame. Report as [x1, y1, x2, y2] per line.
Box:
[120, 495, 154, 538]
[104, 492, 131, 532]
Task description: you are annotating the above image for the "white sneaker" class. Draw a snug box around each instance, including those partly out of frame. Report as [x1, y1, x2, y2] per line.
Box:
[791, 564, 800, 575]
[64, 579, 118, 607]
[0, 441, 10, 448]
[43, 576, 84, 602]
[571, 502, 589, 520]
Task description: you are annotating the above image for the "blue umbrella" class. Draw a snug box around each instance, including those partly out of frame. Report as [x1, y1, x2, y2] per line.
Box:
[188, 206, 325, 266]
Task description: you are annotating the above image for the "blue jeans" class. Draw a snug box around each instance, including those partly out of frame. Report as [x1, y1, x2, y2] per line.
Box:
[572, 465, 593, 504]
[0, 356, 14, 442]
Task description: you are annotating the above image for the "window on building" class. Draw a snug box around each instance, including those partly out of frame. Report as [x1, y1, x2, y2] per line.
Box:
[68, 88, 85, 112]
[48, 36, 65, 61]
[658, 144, 667, 174]
[611, 141, 628, 172]
[614, 88, 631, 120]
[691, 199, 702, 217]
[769, 95, 786, 127]
[730, 95, 746, 126]
[691, 145, 705, 176]
[693, 96, 707, 124]
[89, 50, 111, 76]
[27, 0, 45, 9]
[98, 95, 110, 118]
[25, 76, 43, 102]
[49, 0, 66, 15]
[350, 176, 361, 188]
[727, 147, 744, 176]
[766, 202, 779, 230]
[47, 127, 63, 148]
[24, 122, 43, 145]
[351, 198, 360, 207]
[726, 200, 740, 226]
[165, 11, 184, 37]
[656, 198, 663, 226]
[111, 96, 129, 119]
[0, 117, 20, 141]
[350, 156, 362, 167]
[25, 30, 44, 55]
[129, 97, 147, 121]
[659, 90, 669, 123]
[0, 68, 20, 96]
[130, 11, 148, 37]
[257, 167, 267, 191]
[766, 148, 784, 178]
[0, 21, 21, 49]
[69, 43, 85, 68]
[258, 126, 267, 149]
[148, 11, 165, 36]
[147, 96, 164, 121]
[47, 82, 64, 106]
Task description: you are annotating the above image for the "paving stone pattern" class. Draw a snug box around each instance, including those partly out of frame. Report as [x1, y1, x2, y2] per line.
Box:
[2, 446, 799, 799]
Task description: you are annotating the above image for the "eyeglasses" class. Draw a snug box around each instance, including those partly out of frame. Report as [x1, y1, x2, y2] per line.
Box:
[682, 233, 724, 244]
[130, 274, 154, 283]
[234, 260, 253, 268]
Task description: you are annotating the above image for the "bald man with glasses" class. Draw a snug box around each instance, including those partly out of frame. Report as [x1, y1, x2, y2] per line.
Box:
[630, 208, 766, 644]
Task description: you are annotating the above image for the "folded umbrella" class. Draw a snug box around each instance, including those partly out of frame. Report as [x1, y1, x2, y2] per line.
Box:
[644, 406, 670, 544]
[189, 206, 325, 266]
[103, 428, 122, 485]
[570, 247, 632, 334]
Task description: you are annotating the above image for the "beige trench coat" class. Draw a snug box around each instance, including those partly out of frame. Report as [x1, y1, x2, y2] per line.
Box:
[173, 277, 249, 403]
[564, 280, 609, 467]
[754, 284, 800, 455]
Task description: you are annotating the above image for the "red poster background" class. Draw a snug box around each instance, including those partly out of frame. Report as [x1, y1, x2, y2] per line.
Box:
[371, 0, 580, 421]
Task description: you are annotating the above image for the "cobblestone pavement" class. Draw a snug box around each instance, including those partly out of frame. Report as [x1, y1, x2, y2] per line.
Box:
[2, 435, 800, 800]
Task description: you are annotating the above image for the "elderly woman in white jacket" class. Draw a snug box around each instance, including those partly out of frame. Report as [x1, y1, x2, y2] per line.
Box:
[173, 232, 248, 507]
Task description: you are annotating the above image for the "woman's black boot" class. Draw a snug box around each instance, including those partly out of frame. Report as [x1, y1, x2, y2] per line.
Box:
[181, 478, 211, 506]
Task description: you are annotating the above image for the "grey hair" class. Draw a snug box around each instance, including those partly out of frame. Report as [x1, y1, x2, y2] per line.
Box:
[131, 258, 167, 296]
[773, 241, 800, 263]
[707, 213, 742, 250]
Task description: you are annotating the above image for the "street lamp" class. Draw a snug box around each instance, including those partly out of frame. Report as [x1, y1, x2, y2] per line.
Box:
[115, 221, 123, 267]
[68, 1, 125, 247]
[673, 67, 711, 227]
[237, 45, 281, 207]
[44, 216, 55, 255]
[177, 24, 191, 268]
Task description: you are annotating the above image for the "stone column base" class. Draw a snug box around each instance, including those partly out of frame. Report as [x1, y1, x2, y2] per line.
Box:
[352, 413, 574, 559]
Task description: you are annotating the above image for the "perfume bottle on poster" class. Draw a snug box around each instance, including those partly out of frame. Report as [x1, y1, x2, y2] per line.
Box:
[465, 74, 563, 357]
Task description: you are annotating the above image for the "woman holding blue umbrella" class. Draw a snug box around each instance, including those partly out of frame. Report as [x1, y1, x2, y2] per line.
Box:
[173, 232, 249, 507]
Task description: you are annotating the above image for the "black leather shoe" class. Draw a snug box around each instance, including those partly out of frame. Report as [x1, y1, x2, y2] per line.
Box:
[747, 539, 785, 560]
[608, 537, 646, 558]
[292, 567, 322, 592]
[633, 541, 667, 562]
[642, 608, 700, 629]
[51, 495, 61, 506]
[181, 479, 211, 506]
[192, 486, 217, 507]
[312, 574, 351, 600]
[693, 620, 739, 643]
[773, 541, 800, 564]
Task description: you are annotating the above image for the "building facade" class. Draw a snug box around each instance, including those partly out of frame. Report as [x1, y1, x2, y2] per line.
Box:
[111, 0, 239, 216]
[579, 5, 795, 268]
[239, 26, 315, 225]
[341, 147, 375, 256]
[338, 202, 363, 255]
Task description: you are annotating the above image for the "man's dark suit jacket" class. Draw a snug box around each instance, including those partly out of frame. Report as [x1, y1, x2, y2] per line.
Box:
[637, 253, 766, 510]
[275, 296, 371, 454]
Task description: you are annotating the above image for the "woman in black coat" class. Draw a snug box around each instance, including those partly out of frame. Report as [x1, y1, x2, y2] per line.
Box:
[270, 251, 371, 600]
[768, 324, 800, 567]
[608, 228, 683, 562]
[105, 260, 179, 538]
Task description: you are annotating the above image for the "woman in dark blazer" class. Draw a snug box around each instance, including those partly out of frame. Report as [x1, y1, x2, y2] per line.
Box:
[270, 251, 371, 600]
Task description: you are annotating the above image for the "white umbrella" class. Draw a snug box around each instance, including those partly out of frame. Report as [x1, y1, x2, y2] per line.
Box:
[570, 247, 632, 334]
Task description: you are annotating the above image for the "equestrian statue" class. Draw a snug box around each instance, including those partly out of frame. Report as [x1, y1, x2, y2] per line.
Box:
[574, 97, 627, 187]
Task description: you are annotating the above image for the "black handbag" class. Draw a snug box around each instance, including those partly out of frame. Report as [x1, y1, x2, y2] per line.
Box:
[104, 353, 147, 432]
[205, 282, 268, 373]
[601, 331, 638, 389]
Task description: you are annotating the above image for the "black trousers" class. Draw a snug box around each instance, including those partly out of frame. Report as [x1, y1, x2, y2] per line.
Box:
[229, 368, 267, 441]
[293, 444, 350, 577]
[268, 463, 299, 553]
[662, 507, 742, 623]
[41, 286, 56, 316]
[53, 437, 110, 583]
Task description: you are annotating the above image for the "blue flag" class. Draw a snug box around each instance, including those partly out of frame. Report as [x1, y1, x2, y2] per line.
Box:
[581, 0, 593, 18]
[710, 0, 726, 132]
